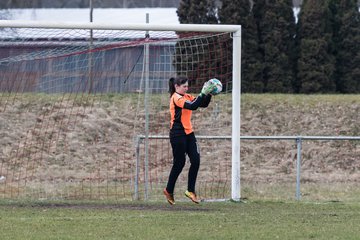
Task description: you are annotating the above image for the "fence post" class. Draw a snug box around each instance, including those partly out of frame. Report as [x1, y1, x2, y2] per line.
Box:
[134, 136, 141, 200]
[296, 137, 302, 200]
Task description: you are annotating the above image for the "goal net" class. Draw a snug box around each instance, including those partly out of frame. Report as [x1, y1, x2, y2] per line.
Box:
[0, 21, 241, 201]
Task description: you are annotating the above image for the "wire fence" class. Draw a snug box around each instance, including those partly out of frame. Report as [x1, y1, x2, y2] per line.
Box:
[136, 135, 360, 201]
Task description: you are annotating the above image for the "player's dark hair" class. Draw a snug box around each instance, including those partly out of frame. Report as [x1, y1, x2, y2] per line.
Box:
[168, 76, 188, 96]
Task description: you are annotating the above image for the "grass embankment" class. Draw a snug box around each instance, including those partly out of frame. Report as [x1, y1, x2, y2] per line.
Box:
[1, 94, 359, 202]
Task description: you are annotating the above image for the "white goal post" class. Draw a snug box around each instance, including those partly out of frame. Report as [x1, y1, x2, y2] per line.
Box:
[0, 20, 241, 201]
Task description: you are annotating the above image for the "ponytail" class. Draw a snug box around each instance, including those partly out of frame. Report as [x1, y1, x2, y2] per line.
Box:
[168, 77, 176, 96]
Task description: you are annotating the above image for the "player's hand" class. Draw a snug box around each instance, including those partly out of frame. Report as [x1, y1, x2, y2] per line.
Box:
[201, 81, 216, 96]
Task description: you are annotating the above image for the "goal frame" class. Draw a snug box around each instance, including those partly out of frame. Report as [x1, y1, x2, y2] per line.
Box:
[0, 20, 242, 201]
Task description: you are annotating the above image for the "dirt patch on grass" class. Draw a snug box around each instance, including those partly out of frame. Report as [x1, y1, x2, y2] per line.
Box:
[2, 201, 212, 212]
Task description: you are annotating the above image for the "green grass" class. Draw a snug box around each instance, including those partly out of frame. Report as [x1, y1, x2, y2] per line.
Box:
[0, 200, 359, 240]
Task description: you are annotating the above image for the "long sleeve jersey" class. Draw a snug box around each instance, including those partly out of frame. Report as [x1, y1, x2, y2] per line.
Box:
[169, 92, 211, 137]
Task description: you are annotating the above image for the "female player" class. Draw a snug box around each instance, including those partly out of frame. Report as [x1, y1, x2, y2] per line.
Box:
[163, 76, 215, 205]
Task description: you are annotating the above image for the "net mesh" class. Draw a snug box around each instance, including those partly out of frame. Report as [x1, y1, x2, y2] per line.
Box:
[0, 26, 233, 201]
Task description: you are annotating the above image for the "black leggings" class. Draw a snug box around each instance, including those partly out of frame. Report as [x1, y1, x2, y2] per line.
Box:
[166, 132, 200, 194]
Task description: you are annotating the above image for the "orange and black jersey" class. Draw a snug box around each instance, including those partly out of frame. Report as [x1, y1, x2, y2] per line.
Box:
[169, 92, 211, 137]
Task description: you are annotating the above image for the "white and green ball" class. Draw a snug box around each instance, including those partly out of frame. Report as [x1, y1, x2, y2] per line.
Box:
[209, 78, 222, 95]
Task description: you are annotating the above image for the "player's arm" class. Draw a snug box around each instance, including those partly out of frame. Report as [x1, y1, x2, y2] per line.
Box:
[183, 93, 212, 109]
[175, 82, 215, 110]
[173, 93, 205, 110]
[199, 94, 212, 108]
[183, 95, 205, 110]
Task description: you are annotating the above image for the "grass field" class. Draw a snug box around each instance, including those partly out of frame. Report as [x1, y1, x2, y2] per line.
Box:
[1, 199, 360, 240]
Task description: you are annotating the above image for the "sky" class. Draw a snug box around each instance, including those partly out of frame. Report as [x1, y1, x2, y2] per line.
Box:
[0, 8, 180, 24]
[0, 8, 182, 39]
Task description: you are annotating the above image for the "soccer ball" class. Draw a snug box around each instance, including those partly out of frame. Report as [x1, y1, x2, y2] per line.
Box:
[209, 78, 222, 95]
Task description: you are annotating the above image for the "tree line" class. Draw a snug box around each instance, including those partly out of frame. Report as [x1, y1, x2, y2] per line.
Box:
[177, 0, 359, 93]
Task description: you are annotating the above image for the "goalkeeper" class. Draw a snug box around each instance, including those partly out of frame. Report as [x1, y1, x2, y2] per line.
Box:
[163, 76, 216, 205]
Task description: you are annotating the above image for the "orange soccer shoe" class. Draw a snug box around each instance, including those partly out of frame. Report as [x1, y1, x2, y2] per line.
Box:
[185, 190, 200, 204]
[163, 188, 175, 205]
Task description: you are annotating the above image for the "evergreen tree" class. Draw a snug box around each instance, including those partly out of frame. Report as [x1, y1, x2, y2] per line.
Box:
[330, 0, 360, 93]
[177, 0, 218, 24]
[296, 0, 336, 93]
[219, 0, 264, 93]
[254, 0, 296, 93]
